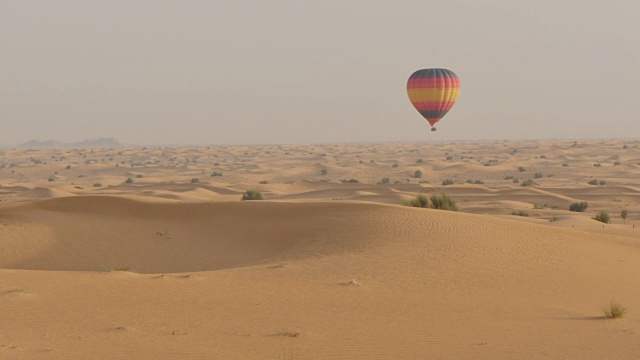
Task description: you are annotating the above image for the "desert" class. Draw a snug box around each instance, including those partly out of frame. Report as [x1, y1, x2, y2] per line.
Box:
[1, 138, 640, 359]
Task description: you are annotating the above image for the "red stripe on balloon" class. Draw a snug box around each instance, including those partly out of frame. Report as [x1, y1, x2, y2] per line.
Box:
[412, 102, 456, 111]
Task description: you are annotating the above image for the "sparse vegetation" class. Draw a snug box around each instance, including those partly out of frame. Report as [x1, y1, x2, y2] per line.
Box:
[403, 194, 429, 208]
[614, 161, 621, 166]
[242, 190, 263, 200]
[442, 179, 455, 186]
[191, 178, 200, 183]
[504, 175, 514, 180]
[101, 265, 132, 272]
[518, 166, 526, 172]
[93, 183, 102, 187]
[533, 204, 547, 209]
[340, 179, 360, 183]
[392, 162, 399, 168]
[549, 216, 559, 222]
[379, 177, 390, 184]
[414, 169, 423, 178]
[430, 194, 458, 211]
[534, 172, 543, 178]
[621, 209, 628, 224]
[125, 177, 134, 184]
[569, 202, 589, 212]
[511, 210, 529, 217]
[211, 171, 223, 177]
[258, 180, 269, 184]
[593, 210, 610, 224]
[562, 162, 569, 167]
[603, 302, 626, 319]
[521, 179, 538, 187]
[320, 168, 328, 175]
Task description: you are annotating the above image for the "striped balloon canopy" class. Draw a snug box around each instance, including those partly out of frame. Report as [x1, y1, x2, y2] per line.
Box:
[406, 68, 460, 129]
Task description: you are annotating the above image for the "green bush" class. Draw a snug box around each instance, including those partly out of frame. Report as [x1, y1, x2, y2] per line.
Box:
[569, 202, 589, 212]
[593, 210, 610, 224]
[242, 190, 263, 200]
[430, 194, 458, 211]
[403, 194, 429, 208]
[511, 210, 529, 217]
[621, 209, 628, 224]
[521, 179, 538, 187]
[534, 172, 543, 179]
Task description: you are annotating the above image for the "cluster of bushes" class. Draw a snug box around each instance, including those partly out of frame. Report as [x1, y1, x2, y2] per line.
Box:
[569, 202, 588, 212]
[511, 210, 529, 217]
[242, 190, 263, 200]
[587, 179, 606, 185]
[442, 179, 455, 186]
[404, 194, 458, 211]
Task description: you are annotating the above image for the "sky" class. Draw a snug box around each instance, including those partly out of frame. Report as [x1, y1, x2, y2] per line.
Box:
[1, 0, 639, 146]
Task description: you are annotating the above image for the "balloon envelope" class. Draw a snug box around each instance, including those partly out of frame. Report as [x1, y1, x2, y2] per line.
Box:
[407, 68, 460, 127]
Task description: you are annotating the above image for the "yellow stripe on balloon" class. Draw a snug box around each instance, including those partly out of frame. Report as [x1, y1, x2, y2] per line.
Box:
[407, 88, 461, 103]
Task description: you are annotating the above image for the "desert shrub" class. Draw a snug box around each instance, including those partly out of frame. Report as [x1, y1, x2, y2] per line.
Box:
[534, 172, 543, 179]
[512, 178, 520, 184]
[191, 178, 200, 183]
[521, 179, 537, 187]
[125, 177, 134, 184]
[211, 171, 223, 177]
[380, 177, 390, 184]
[562, 163, 569, 167]
[258, 180, 268, 184]
[598, 180, 606, 185]
[65, 165, 71, 169]
[504, 175, 514, 180]
[587, 179, 599, 185]
[416, 159, 423, 163]
[47, 176, 55, 182]
[549, 216, 559, 222]
[593, 210, 610, 224]
[320, 168, 328, 175]
[242, 190, 263, 200]
[430, 194, 458, 211]
[533, 204, 547, 209]
[442, 179, 455, 186]
[419, 180, 429, 184]
[414, 170, 423, 178]
[614, 161, 621, 166]
[446, 156, 453, 160]
[621, 209, 628, 224]
[474, 180, 484, 184]
[623, 144, 628, 149]
[603, 302, 626, 319]
[93, 183, 102, 187]
[136, 174, 143, 178]
[403, 194, 429, 208]
[569, 202, 589, 212]
[593, 163, 601, 167]
[518, 166, 526, 172]
[392, 162, 399, 168]
[511, 210, 529, 217]
[540, 155, 546, 158]
[340, 179, 360, 183]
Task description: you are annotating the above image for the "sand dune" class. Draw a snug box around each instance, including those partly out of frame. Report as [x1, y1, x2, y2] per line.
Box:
[2, 139, 640, 359]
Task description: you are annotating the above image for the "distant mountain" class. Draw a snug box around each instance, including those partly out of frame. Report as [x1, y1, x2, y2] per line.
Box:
[17, 137, 125, 149]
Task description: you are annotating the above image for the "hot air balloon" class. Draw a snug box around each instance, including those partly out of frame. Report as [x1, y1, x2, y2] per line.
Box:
[407, 68, 460, 131]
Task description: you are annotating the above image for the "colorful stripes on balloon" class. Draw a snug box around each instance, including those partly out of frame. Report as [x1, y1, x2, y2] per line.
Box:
[407, 68, 460, 127]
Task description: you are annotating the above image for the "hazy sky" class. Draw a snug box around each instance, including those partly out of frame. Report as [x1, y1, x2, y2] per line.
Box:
[2, 0, 639, 146]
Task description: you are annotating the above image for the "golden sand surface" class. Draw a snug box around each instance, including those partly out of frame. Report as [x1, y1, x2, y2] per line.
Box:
[1, 139, 639, 359]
